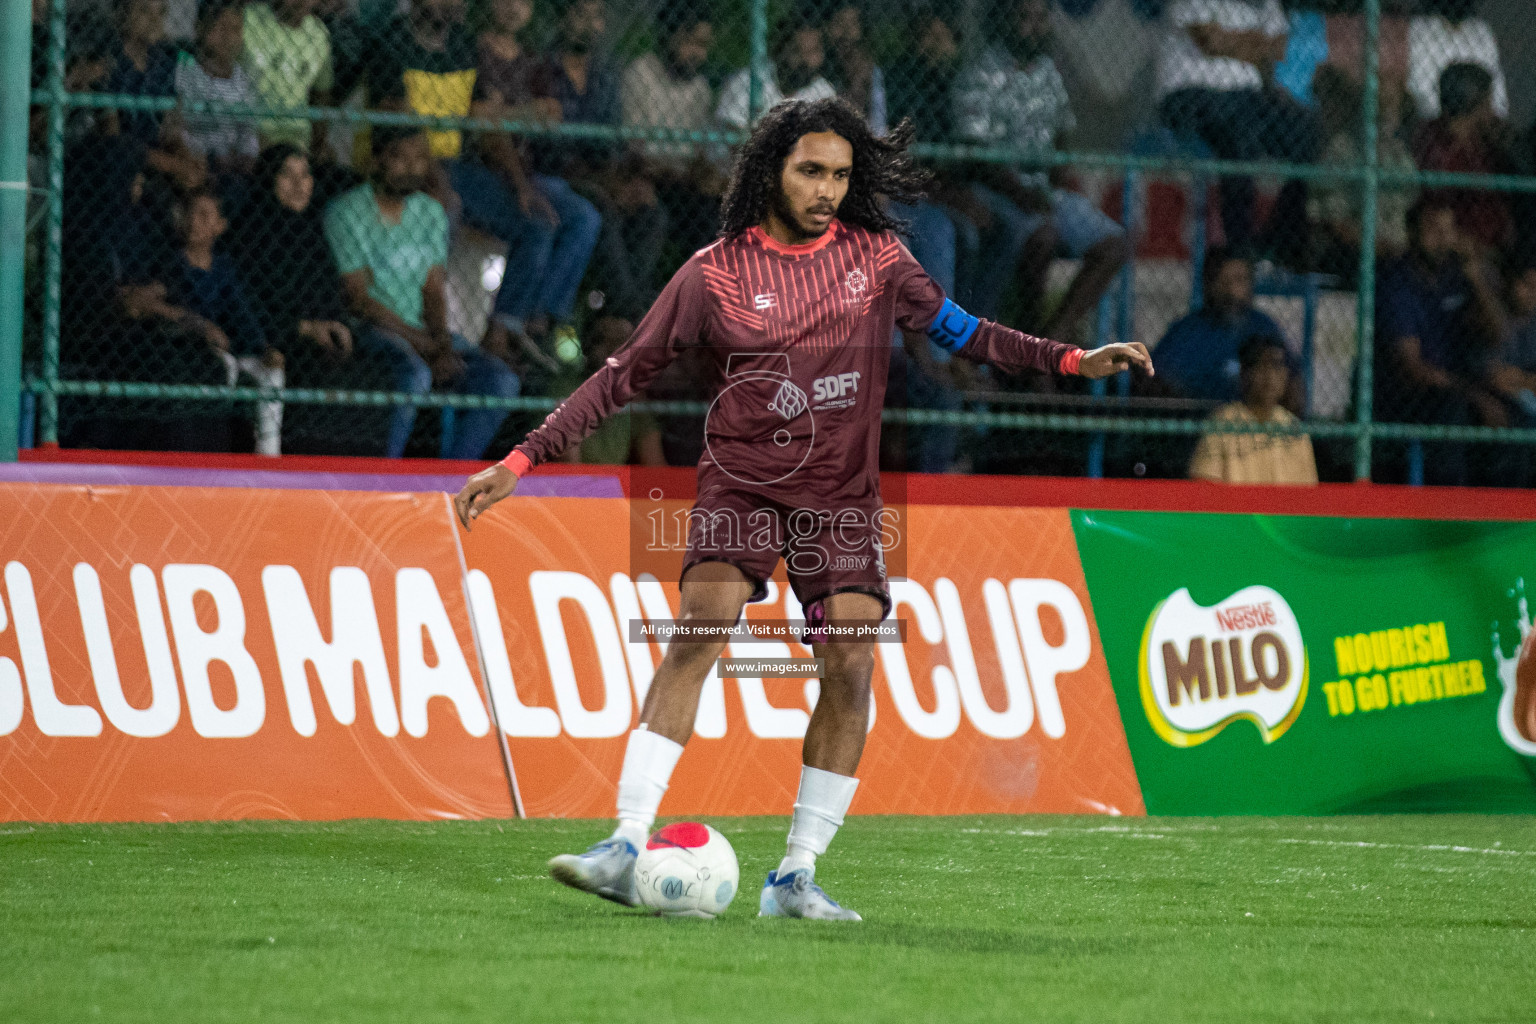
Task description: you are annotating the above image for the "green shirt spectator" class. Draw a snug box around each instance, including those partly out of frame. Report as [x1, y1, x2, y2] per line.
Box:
[241, 0, 334, 149]
[323, 182, 448, 329]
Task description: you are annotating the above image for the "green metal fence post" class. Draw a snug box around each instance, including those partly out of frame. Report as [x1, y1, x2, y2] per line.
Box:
[748, 0, 768, 124]
[0, 0, 31, 462]
[1353, 0, 1381, 482]
[37, 0, 64, 445]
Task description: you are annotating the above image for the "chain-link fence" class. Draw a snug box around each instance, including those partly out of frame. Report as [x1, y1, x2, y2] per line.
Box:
[13, 0, 1536, 482]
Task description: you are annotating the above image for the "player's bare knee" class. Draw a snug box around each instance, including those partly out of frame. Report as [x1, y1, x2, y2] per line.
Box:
[818, 643, 875, 708]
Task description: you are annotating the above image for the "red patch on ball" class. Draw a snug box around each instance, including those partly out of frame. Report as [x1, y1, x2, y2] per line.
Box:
[647, 822, 711, 850]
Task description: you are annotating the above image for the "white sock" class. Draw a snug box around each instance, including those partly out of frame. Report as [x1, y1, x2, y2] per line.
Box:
[611, 727, 684, 848]
[777, 765, 860, 879]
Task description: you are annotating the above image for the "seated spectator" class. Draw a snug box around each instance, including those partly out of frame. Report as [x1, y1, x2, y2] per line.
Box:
[534, 0, 620, 138]
[175, 0, 260, 176]
[822, 3, 886, 134]
[477, 0, 561, 124]
[1407, 0, 1507, 123]
[1155, 0, 1319, 249]
[716, 21, 836, 130]
[533, 0, 665, 328]
[240, 0, 335, 153]
[886, 5, 960, 144]
[1306, 66, 1415, 284]
[952, 0, 1126, 339]
[884, 5, 972, 473]
[1189, 335, 1317, 484]
[1153, 247, 1291, 405]
[105, 0, 208, 191]
[158, 188, 287, 453]
[230, 144, 398, 454]
[1375, 198, 1507, 486]
[324, 128, 521, 460]
[1412, 62, 1514, 256]
[621, 0, 722, 256]
[1485, 261, 1536, 427]
[367, 0, 600, 367]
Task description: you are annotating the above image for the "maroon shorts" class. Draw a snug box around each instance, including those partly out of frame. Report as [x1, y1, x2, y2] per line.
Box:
[680, 488, 891, 644]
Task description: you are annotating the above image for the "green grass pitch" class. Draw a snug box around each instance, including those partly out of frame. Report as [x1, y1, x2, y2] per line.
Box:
[4, 815, 1534, 1022]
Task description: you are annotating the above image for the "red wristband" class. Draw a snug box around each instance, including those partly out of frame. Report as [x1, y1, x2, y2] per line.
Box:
[1059, 348, 1084, 376]
[499, 450, 533, 478]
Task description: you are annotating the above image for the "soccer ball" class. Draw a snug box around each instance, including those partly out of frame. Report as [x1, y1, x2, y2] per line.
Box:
[634, 822, 740, 918]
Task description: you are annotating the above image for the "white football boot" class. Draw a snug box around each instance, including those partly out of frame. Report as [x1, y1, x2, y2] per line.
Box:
[758, 868, 862, 921]
[548, 838, 640, 907]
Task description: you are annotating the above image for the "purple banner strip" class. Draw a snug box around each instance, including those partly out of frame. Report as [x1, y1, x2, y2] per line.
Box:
[0, 462, 624, 498]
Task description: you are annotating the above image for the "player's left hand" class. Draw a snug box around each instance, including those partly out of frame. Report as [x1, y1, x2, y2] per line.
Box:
[453, 464, 518, 531]
[1079, 343, 1154, 380]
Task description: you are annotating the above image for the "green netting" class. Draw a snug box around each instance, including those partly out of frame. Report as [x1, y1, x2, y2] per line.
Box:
[15, 0, 1536, 484]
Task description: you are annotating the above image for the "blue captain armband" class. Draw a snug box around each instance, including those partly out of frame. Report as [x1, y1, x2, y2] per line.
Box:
[927, 298, 980, 354]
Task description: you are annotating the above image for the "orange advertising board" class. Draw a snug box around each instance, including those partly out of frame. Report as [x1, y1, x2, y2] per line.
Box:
[0, 483, 1143, 821]
[0, 485, 512, 821]
[463, 499, 1144, 819]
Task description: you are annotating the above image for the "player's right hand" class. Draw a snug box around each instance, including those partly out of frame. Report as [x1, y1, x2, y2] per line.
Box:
[453, 464, 518, 531]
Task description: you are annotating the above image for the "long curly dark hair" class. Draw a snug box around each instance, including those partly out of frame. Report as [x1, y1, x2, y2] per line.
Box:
[718, 97, 930, 238]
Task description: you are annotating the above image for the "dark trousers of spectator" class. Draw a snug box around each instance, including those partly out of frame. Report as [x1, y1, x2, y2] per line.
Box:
[279, 330, 400, 457]
[1159, 86, 1320, 249]
[591, 193, 668, 322]
[358, 328, 520, 460]
[59, 319, 235, 451]
[1378, 385, 1470, 487]
[446, 159, 602, 331]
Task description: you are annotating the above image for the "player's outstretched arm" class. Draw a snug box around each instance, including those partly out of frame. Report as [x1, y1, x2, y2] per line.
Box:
[453, 461, 520, 531]
[1078, 343, 1155, 380]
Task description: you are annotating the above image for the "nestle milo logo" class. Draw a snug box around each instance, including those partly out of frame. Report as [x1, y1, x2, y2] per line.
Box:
[1138, 586, 1309, 747]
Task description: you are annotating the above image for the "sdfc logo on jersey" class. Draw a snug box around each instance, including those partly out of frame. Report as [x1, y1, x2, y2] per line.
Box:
[812, 372, 860, 410]
[845, 269, 868, 296]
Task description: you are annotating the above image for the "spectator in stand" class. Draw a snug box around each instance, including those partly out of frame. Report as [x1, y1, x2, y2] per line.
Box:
[158, 188, 287, 453]
[58, 136, 234, 450]
[885, 5, 975, 473]
[534, 0, 665, 328]
[1375, 197, 1508, 486]
[1306, 66, 1415, 285]
[822, 3, 886, 134]
[1412, 62, 1514, 257]
[230, 144, 399, 453]
[1485, 264, 1536, 466]
[716, 20, 836, 130]
[477, 0, 561, 125]
[324, 129, 521, 459]
[104, 0, 207, 190]
[1189, 335, 1317, 484]
[621, 0, 722, 256]
[1407, 0, 1506, 123]
[952, 0, 1126, 339]
[368, 0, 600, 368]
[1155, 0, 1319, 249]
[240, 0, 335, 153]
[535, 0, 620, 135]
[175, 0, 260, 177]
[886, 4, 960, 144]
[1153, 247, 1293, 406]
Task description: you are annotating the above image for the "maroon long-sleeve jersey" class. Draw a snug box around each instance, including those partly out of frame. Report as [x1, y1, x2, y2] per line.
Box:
[511, 220, 1076, 510]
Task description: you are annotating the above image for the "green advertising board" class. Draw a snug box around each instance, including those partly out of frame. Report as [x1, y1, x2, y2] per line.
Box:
[1072, 511, 1536, 815]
